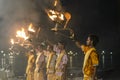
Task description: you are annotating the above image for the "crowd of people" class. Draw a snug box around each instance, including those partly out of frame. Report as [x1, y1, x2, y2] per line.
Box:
[25, 41, 68, 80]
[25, 34, 99, 80]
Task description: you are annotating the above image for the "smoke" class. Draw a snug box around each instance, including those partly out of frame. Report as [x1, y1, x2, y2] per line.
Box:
[0, 0, 65, 50]
[0, 0, 40, 49]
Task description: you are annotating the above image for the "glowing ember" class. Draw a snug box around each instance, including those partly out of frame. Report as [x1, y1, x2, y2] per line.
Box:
[64, 12, 71, 20]
[47, 9, 64, 21]
[64, 12, 71, 29]
[16, 28, 29, 40]
[28, 23, 35, 32]
[59, 13, 64, 20]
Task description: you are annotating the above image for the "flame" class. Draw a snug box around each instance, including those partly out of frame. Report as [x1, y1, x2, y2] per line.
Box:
[47, 9, 64, 21]
[59, 13, 64, 20]
[54, 0, 58, 6]
[28, 23, 35, 32]
[64, 12, 71, 20]
[16, 28, 29, 40]
[48, 10, 57, 21]
[10, 39, 14, 44]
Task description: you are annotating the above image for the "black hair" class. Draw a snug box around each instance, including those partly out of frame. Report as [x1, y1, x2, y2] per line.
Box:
[88, 34, 99, 46]
[47, 45, 53, 50]
[29, 50, 34, 54]
[58, 40, 66, 49]
[58, 41, 65, 45]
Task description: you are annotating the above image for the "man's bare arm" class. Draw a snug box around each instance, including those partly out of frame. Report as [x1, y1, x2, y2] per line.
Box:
[75, 41, 81, 49]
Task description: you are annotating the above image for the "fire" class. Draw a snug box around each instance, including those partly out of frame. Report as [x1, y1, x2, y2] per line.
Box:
[54, 0, 58, 6]
[48, 10, 57, 21]
[28, 23, 35, 32]
[10, 39, 14, 44]
[59, 13, 64, 20]
[16, 28, 29, 40]
[47, 9, 64, 21]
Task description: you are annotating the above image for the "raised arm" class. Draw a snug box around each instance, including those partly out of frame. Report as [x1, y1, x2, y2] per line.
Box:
[75, 41, 82, 49]
[75, 41, 88, 54]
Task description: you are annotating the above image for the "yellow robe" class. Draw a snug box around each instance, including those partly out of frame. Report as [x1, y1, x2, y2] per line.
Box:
[34, 52, 45, 80]
[82, 45, 99, 80]
[46, 52, 56, 80]
[26, 54, 35, 80]
[55, 50, 68, 80]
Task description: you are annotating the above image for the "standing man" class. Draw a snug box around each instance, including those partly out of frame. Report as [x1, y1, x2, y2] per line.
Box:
[54, 42, 68, 80]
[26, 50, 35, 80]
[46, 45, 57, 80]
[76, 34, 99, 80]
[34, 45, 46, 80]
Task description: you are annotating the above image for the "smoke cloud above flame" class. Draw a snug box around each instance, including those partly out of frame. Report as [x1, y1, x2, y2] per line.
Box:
[0, 0, 40, 50]
[0, 0, 64, 50]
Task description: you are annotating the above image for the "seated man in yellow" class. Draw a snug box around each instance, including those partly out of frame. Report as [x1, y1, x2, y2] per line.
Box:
[76, 34, 99, 80]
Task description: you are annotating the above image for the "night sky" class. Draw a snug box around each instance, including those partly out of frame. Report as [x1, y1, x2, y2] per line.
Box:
[61, 0, 120, 66]
[0, 0, 120, 68]
[65, 0, 120, 67]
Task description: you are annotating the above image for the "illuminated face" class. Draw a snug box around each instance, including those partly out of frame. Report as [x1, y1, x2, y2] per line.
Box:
[86, 37, 92, 46]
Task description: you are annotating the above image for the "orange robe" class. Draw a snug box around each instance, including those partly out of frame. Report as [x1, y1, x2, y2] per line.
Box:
[81, 45, 99, 80]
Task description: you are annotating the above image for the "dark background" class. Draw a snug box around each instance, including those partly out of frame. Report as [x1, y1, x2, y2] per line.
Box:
[0, 0, 119, 79]
[61, 0, 120, 66]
